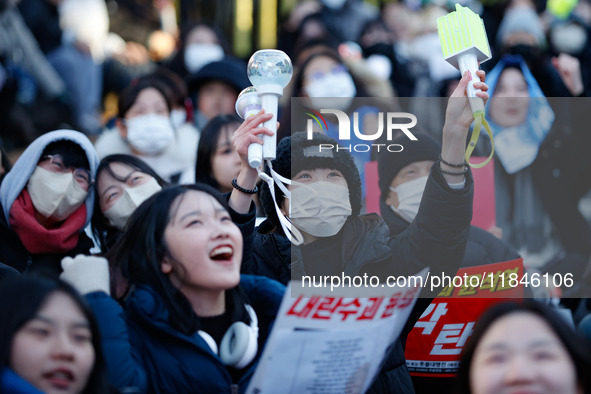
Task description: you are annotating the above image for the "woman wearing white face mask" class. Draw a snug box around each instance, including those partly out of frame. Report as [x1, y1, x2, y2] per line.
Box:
[278, 49, 380, 200]
[94, 78, 198, 185]
[377, 132, 521, 394]
[163, 22, 229, 80]
[0, 130, 99, 275]
[91, 155, 168, 254]
[148, 69, 200, 134]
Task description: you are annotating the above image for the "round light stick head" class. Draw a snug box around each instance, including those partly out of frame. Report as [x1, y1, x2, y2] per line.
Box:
[247, 49, 293, 88]
[235, 86, 261, 119]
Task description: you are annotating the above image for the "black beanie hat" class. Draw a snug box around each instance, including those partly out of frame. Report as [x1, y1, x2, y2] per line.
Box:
[260, 131, 363, 232]
[42, 140, 90, 171]
[377, 132, 441, 200]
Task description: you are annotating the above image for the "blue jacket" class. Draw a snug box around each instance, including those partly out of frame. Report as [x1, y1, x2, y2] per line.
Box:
[87, 275, 285, 394]
[0, 368, 44, 394]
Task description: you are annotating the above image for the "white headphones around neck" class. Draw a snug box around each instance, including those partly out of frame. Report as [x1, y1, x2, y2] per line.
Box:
[198, 304, 259, 369]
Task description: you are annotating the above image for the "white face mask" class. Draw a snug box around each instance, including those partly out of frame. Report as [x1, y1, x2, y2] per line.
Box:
[551, 23, 587, 55]
[170, 109, 187, 130]
[389, 176, 428, 223]
[103, 177, 162, 230]
[306, 72, 357, 111]
[27, 166, 88, 221]
[184, 43, 225, 74]
[126, 114, 175, 156]
[290, 181, 352, 237]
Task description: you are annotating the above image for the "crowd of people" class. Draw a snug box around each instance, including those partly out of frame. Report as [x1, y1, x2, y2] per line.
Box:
[2, 0, 591, 393]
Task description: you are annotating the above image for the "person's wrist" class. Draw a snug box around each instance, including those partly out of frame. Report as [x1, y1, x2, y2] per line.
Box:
[439, 160, 468, 176]
[232, 178, 258, 194]
[237, 163, 259, 189]
[443, 121, 469, 137]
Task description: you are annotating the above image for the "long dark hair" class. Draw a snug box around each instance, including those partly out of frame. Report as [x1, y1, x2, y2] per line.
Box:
[92, 154, 169, 254]
[455, 301, 591, 394]
[194, 114, 242, 190]
[0, 275, 111, 394]
[0, 138, 12, 185]
[106, 183, 249, 335]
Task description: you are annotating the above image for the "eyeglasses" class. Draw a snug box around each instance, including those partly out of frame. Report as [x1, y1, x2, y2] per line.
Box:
[39, 154, 94, 188]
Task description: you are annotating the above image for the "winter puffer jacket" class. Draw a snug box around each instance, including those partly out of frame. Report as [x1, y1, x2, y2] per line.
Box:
[0, 368, 44, 394]
[87, 275, 285, 394]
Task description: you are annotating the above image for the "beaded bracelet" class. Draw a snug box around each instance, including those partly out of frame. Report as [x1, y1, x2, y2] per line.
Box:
[438, 160, 469, 176]
[439, 155, 468, 168]
[231, 178, 258, 194]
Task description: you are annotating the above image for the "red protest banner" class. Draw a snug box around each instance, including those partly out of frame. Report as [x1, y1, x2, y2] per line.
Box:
[405, 259, 524, 377]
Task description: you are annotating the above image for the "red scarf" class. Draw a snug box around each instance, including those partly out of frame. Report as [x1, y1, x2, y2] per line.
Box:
[9, 190, 87, 254]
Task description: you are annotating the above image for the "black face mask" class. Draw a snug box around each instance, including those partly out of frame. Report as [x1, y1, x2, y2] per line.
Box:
[507, 44, 542, 61]
[364, 43, 393, 57]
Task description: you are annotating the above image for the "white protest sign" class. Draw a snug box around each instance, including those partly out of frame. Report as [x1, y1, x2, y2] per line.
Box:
[246, 268, 428, 394]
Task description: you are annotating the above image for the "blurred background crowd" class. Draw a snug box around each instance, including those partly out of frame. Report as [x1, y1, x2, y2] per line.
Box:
[2, 0, 591, 267]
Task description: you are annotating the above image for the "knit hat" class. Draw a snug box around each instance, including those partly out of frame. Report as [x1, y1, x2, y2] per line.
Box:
[377, 132, 441, 200]
[187, 57, 250, 94]
[497, 6, 546, 48]
[260, 131, 362, 232]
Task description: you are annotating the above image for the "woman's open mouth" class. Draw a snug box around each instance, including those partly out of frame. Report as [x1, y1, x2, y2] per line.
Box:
[210, 245, 234, 262]
[43, 368, 74, 389]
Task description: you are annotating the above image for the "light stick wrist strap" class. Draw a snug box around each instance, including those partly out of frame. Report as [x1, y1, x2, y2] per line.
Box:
[257, 161, 304, 245]
[465, 113, 494, 168]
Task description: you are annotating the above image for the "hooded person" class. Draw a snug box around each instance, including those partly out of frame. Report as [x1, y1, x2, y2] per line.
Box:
[377, 132, 521, 394]
[472, 54, 560, 262]
[0, 130, 99, 275]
